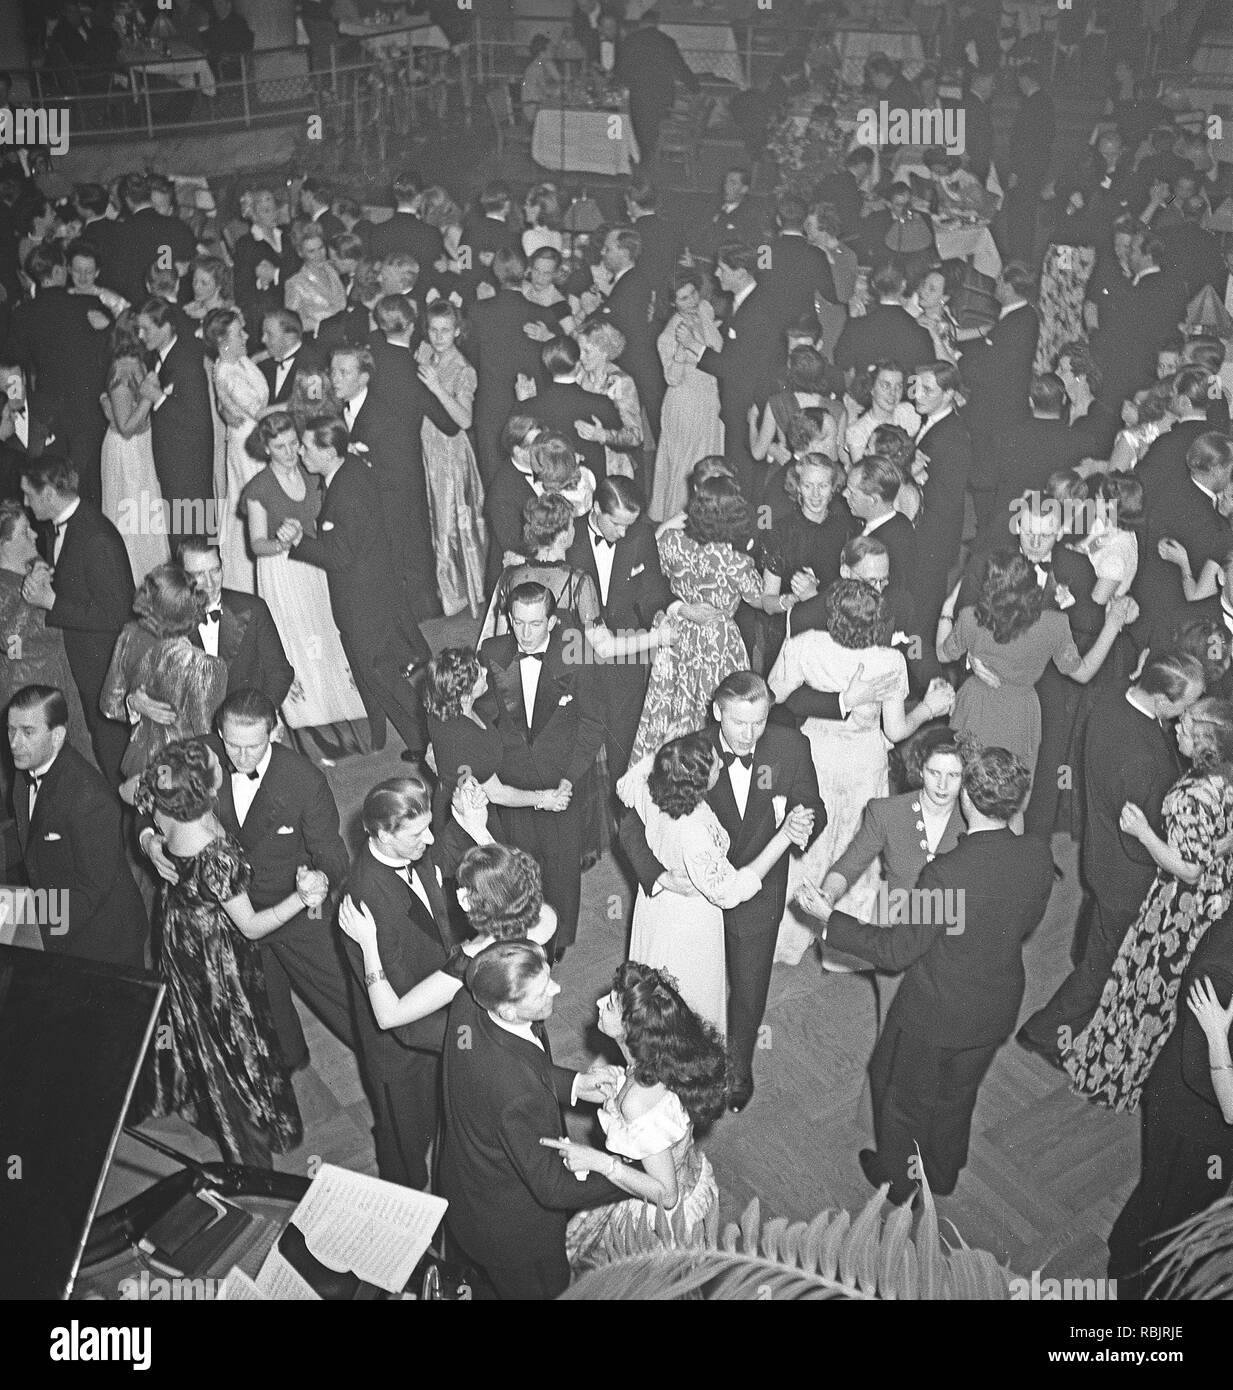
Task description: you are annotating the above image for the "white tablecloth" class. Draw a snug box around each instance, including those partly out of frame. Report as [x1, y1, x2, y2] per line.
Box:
[833, 22, 925, 88]
[531, 107, 640, 175]
[124, 43, 217, 99]
[660, 21, 744, 88]
[1192, 32, 1233, 77]
[338, 17, 451, 58]
[933, 222, 1002, 278]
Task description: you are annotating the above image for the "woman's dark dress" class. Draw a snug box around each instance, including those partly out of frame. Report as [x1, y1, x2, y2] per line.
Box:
[148, 836, 302, 1158]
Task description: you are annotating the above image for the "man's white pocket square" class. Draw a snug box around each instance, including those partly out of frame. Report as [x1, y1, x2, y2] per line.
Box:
[276, 825, 294, 835]
[629, 563, 645, 577]
[321, 520, 335, 531]
[558, 694, 573, 706]
[44, 433, 55, 445]
[43, 832, 61, 841]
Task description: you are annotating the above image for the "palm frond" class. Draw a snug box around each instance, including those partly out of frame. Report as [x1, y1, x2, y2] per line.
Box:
[1148, 1194, 1233, 1300]
[561, 1250, 867, 1301]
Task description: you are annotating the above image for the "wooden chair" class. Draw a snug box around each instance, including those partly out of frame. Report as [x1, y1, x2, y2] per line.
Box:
[484, 82, 531, 161]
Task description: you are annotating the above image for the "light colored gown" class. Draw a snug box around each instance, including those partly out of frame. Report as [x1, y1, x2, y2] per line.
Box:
[565, 1067, 718, 1269]
[653, 304, 724, 521]
[769, 631, 908, 966]
[100, 353, 171, 586]
[619, 754, 764, 1036]
[213, 356, 269, 594]
[414, 342, 488, 618]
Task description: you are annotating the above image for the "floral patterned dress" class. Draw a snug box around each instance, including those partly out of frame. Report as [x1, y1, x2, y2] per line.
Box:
[629, 529, 762, 765]
[147, 836, 302, 1158]
[1065, 772, 1233, 1112]
[1035, 240, 1098, 375]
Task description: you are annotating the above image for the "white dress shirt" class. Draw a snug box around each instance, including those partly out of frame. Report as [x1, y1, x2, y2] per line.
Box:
[588, 523, 617, 606]
[12, 403, 29, 449]
[342, 386, 368, 430]
[863, 508, 895, 537]
[51, 497, 80, 565]
[27, 751, 57, 819]
[369, 841, 435, 919]
[273, 351, 297, 397]
[720, 734, 753, 818]
[198, 602, 223, 657]
[517, 641, 549, 727]
[231, 743, 272, 827]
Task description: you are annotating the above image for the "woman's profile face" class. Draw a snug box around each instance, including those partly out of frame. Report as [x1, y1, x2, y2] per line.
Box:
[578, 335, 604, 372]
[674, 282, 701, 316]
[5, 513, 38, 567]
[596, 989, 625, 1040]
[192, 266, 218, 302]
[1176, 710, 1196, 760]
[707, 747, 722, 791]
[922, 752, 963, 807]
[470, 665, 489, 701]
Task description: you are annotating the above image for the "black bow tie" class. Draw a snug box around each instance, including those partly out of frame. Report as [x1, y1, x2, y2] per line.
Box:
[204, 609, 221, 624]
[721, 750, 752, 769]
[54, 521, 67, 534]
[591, 530, 614, 549]
[28, 773, 42, 792]
[8, 403, 24, 417]
[231, 766, 259, 781]
[519, 650, 544, 662]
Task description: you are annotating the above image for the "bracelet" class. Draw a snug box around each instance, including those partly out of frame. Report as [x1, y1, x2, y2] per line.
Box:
[365, 968, 386, 987]
[607, 1155, 620, 1176]
[1210, 1061, 1233, 1071]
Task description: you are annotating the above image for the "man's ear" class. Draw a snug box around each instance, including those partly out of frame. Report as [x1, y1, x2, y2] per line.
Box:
[548, 613, 559, 631]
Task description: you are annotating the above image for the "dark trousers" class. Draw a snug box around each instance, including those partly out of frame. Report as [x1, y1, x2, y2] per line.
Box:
[72, 669, 128, 790]
[866, 1018, 998, 1202]
[364, 1049, 441, 1190]
[1001, 181, 1043, 263]
[1020, 892, 1138, 1053]
[340, 628, 429, 758]
[258, 907, 358, 1070]
[504, 797, 584, 951]
[447, 1226, 570, 1301]
[628, 101, 664, 168]
[725, 926, 776, 1085]
[1107, 1107, 1233, 1299]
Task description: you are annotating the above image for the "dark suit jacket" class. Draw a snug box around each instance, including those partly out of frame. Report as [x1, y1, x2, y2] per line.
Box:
[291, 455, 430, 666]
[1095, 268, 1187, 401]
[827, 827, 1053, 1048]
[531, 379, 621, 479]
[614, 24, 699, 123]
[620, 721, 824, 940]
[257, 341, 323, 405]
[757, 232, 838, 331]
[701, 196, 766, 259]
[914, 407, 971, 589]
[440, 987, 620, 1270]
[231, 230, 300, 347]
[483, 463, 537, 584]
[41, 501, 133, 704]
[1159, 220, 1226, 299]
[1136, 418, 1212, 506]
[865, 511, 917, 591]
[834, 301, 936, 376]
[342, 841, 455, 1062]
[187, 588, 294, 707]
[367, 210, 445, 274]
[697, 282, 781, 440]
[150, 333, 214, 511]
[1008, 88, 1056, 191]
[1081, 686, 1181, 914]
[14, 744, 147, 968]
[977, 414, 1090, 549]
[475, 626, 606, 789]
[961, 94, 995, 181]
[104, 206, 195, 307]
[0, 392, 62, 500]
[628, 213, 681, 303]
[596, 267, 659, 410]
[1134, 475, 1229, 642]
[468, 289, 547, 471]
[961, 303, 1040, 443]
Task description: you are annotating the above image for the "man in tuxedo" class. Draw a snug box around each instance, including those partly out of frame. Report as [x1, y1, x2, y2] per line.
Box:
[288, 417, 430, 760]
[1135, 367, 1216, 504]
[135, 297, 215, 546]
[440, 939, 621, 1299]
[624, 181, 681, 305]
[10, 684, 147, 969]
[756, 194, 837, 337]
[102, 172, 195, 309]
[461, 183, 521, 268]
[802, 746, 1054, 1204]
[19, 457, 132, 786]
[526, 338, 621, 481]
[0, 360, 63, 501]
[816, 147, 873, 243]
[73, 183, 122, 286]
[961, 68, 996, 184]
[257, 308, 321, 406]
[329, 343, 450, 620]
[834, 262, 935, 377]
[1003, 63, 1055, 262]
[342, 773, 458, 1188]
[581, 226, 662, 433]
[842, 456, 918, 591]
[297, 176, 344, 244]
[701, 170, 765, 261]
[1017, 653, 1204, 1067]
[484, 414, 540, 587]
[565, 476, 671, 776]
[1133, 432, 1233, 646]
[138, 688, 353, 1072]
[475, 583, 606, 958]
[1095, 229, 1187, 409]
[6, 244, 110, 505]
[369, 170, 445, 271]
[469, 248, 546, 480]
[613, 9, 699, 165]
[620, 671, 824, 1111]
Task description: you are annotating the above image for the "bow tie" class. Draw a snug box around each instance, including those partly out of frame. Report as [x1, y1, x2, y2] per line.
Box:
[204, 609, 221, 624]
[54, 520, 67, 534]
[231, 766, 260, 781]
[8, 402, 24, 417]
[591, 530, 614, 549]
[518, 650, 544, 662]
[721, 750, 752, 769]
[28, 772, 42, 792]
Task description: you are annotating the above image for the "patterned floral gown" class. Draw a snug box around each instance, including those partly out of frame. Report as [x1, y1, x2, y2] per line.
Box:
[148, 836, 302, 1159]
[1065, 772, 1233, 1112]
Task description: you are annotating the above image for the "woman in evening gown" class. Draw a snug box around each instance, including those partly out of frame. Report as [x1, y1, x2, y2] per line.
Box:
[548, 962, 729, 1271]
[205, 306, 269, 594]
[415, 301, 488, 619]
[134, 738, 317, 1167]
[99, 316, 171, 585]
[241, 412, 367, 745]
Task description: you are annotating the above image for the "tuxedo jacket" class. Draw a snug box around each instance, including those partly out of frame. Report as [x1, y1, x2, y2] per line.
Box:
[614, 23, 698, 122]
[621, 721, 825, 939]
[1008, 89, 1055, 190]
[701, 196, 766, 258]
[475, 626, 606, 789]
[0, 391, 62, 500]
[834, 301, 936, 376]
[977, 414, 1090, 549]
[757, 233, 838, 331]
[188, 588, 294, 707]
[628, 213, 681, 302]
[961, 304, 1040, 441]
[483, 463, 537, 579]
[368, 210, 445, 272]
[104, 206, 195, 307]
[596, 268, 659, 405]
[467, 288, 546, 466]
[257, 341, 323, 405]
[232, 230, 300, 344]
[1133, 475, 1229, 640]
[1096, 269, 1187, 399]
[364, 340, 460, 446]
[150, 333, 214, 508]
[291, 455, 430, 666]
[14, 744, 147, 968]
[1080, 686, 1181, 915]
[1135, 418, 1211, 507]
[41, 501, 134, 701]
[6, 286, 110, 444]
[440, 987, 620, 1270]
[565, 514, 670, 632]
[827, 828, 1054, 1049]
[864, 511, 917, 591]
[696, 283, 782, 431]
[531, 379, 621, 479]
[913, 408, 971, 568]
[341, 841, 455, 1064]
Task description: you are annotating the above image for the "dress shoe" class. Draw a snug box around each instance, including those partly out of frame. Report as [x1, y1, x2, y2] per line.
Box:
[727, 1077, 754, 1113]
[1015, 1026, 1066, 1072]
[859, 1148, 918, 1205]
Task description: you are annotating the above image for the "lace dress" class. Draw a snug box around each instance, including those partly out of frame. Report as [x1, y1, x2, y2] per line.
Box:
[100, 352, 171, 585]
[414, 343, 488, 618]
[565, 1069, 718, 1270]
[213, 356, 269, 593]
[629, 530, 762, 766]
[769, 630, 908, 967]
[1065, 772, 1233, 1112]
[653, 306, 724, 521]
[146, 836, 302, 1159]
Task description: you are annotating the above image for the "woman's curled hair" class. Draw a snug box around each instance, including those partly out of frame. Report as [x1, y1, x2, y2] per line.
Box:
[133, 563, 207, 638]
[647, 732, 714, 819]
[134, 737, 219, 821]
[457, 843, 543, 941]
[611, 960, 731, 1131]
[973, 549, 1044, 645]
[522, 492, 574, 553]
[685, 474, 752, 549]
[826, 576, 892, 649]
[425, 646, 480, 721]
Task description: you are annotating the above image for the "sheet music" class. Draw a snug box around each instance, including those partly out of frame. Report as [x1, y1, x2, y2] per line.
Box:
[253, 1247, 322, 1301]
[219, 1267, 269, 1301]
[292, 1164, 447, 1293]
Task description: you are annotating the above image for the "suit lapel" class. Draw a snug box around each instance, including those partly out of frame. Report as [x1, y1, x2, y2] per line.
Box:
[219, 598, 248, 665]
[494, 654, 531, 742]
[530, 641, 565, 741]
[705, 729, 741, 836]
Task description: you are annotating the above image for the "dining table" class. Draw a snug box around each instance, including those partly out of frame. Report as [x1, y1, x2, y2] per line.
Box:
[832, 18, 925, 88]
[122, 38, 217, 100]
[336, 13, 451, 58]
[531, 105, 641, 176]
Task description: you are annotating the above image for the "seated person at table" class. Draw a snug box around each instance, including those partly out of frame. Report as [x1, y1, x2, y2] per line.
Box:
[522, 35, 563, 125]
